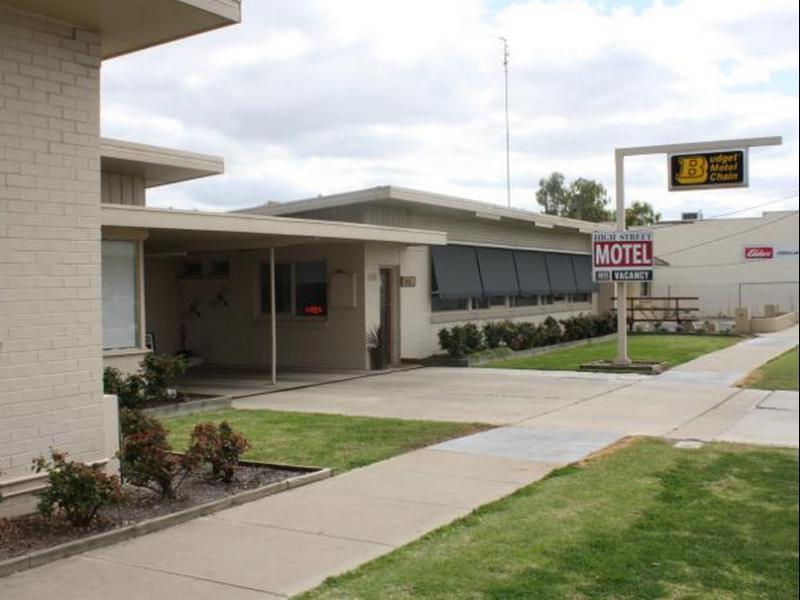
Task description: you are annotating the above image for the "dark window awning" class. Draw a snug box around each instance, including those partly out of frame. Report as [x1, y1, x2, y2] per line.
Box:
[476, 248, 519, 297]
[513, 250, 551, 296]
[430, 245, 483, 299]
[571, 255, 595, 293]
[545, 253, 578, 295]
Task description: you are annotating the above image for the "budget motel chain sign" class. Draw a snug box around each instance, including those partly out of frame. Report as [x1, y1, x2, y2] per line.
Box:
[592, 231, 654, 282]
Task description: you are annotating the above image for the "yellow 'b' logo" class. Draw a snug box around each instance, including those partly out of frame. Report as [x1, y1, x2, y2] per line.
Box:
[676, 156, 708, 184]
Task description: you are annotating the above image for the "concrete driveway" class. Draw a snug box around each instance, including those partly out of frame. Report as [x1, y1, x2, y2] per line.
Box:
[238, 326, 799, 447]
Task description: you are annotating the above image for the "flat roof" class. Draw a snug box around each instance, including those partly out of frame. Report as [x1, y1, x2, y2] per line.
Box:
[242, 185, 607, 234]
[101, 204, 448, 252]
[3, 0, 240, 59]
[101, 138, 225, 188]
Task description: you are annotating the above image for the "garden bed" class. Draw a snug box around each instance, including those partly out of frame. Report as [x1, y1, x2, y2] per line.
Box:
[411, 333, 618, 367]
[0, 460, 330, 577]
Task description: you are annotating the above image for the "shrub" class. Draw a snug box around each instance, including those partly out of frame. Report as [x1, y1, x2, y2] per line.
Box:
[500, 321, 519, 348]
[593, 311, 617, 336]
[482, 321, 505, 349]
[186, 421, 250, 483]
[32, 449, 120, 527]
[511, 322, 541, 351]
[103, 353, 188, 409]
[119, 421, 195, 499]
[540, 317, 563, 346]
[462, 323, 484, 354]
[561, 313, 597, 341]
[438, 326, 468, 358]
[141, 353, 188, 403]
[104, 367, 147, 409]
[119, 407, 162, 439]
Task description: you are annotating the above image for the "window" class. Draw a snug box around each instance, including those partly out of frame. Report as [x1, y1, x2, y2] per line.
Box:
[511, 295, 539, 307]
[641, 281, 652, 297]
[259, 260, 327, 318]
[259, 263, 291, 314]
[570, 293, 591, 303]
[472, 297, 490, 309]
[431, 296, 469, 312]
[102, 241, 139, 350]
[295, 260, 327, 317]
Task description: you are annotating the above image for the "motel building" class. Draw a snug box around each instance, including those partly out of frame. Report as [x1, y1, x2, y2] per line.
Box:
[0, 0, 611, 516]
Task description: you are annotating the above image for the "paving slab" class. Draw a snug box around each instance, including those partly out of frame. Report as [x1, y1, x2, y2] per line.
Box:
[372, 448, 558, 484]
[2, 555, 279, 600]
[432, 426, 619, 464]
[717, 408, 800, 447]
[86, 517, 391, 598]
[521, 382, 737, 436]
[312, 465, 521, 509]
[214, 485, 469, 547]
[759, 390, 799, 412]
[655, 370, 744, 387]
[666, 389, 768, 441]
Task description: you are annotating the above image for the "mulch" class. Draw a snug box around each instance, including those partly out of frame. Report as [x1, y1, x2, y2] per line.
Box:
[0, 464, 300, 561]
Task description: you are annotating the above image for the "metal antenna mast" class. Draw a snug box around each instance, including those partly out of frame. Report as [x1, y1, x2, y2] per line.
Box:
[499, 36, 511, 207]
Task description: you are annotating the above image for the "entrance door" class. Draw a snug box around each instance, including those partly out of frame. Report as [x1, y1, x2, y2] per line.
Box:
[379, 268, 394, 366]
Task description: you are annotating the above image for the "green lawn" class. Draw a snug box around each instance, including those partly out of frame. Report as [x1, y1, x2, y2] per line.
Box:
[164, 409, 489, 472]
[301, 438, 799, 600]
[484, 334, 740, 371]
[741, 346, 799, 391]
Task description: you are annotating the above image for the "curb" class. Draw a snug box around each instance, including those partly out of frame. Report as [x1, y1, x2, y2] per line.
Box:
[0, 467, 332, 579]
[143, 395, 233, 418]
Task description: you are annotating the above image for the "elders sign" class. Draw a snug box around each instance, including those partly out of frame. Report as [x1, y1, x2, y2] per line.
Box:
[592, 231, 654, 282]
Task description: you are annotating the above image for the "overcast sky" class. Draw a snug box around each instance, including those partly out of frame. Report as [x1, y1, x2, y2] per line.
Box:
[101, 0, 799, 220]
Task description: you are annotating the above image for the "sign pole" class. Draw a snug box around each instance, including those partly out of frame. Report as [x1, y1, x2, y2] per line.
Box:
[608, 135, 781, 367]
[614, 149, 629, 366]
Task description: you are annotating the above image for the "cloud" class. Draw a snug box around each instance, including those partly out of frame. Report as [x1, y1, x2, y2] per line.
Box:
[101, 0, 799, 219]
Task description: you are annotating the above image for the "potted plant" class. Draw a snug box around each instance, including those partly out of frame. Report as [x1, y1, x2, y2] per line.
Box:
[366, 326, 384, 370]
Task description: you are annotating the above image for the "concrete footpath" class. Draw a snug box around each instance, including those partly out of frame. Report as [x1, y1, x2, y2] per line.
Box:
[4, 327, 797, 599]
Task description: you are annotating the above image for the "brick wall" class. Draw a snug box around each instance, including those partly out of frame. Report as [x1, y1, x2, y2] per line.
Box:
[0, 7, 105, 514]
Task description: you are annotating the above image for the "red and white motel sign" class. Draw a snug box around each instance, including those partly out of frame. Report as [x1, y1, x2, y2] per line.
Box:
[592, 230, 654, 282]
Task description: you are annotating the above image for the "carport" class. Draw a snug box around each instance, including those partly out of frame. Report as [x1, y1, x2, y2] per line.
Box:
[101, 204, 446, 384]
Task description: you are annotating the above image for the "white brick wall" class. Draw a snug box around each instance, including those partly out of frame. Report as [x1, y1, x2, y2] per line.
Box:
[0, 7, 105, 504]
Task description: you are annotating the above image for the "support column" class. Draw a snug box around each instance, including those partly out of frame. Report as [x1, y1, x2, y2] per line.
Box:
[270, 247, 277, 386]
[614, 149, 630, 366]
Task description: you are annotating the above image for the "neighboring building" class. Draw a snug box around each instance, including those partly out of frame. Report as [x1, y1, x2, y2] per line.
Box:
[648, 211, 799, 317]
[242, 186, 607, 360]
[0, 0, 243, 516]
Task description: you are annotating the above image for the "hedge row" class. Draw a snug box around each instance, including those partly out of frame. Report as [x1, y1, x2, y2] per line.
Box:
[437, 312, 617, 359]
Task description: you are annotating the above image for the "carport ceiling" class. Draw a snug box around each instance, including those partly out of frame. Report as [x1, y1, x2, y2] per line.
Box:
[142, 228, 320, 253]
[2, 0, 240, 59]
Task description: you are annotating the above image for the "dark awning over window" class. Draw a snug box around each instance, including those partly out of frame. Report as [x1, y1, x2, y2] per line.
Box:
[476, 248, 519, 297]
[545, 252, 578, 295]
[430, 245, 483, 299]
[571, 255, 595, 294]
[513, 250, 551, 296]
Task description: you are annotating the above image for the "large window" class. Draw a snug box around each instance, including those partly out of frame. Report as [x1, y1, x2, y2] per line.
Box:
[259, 263, 292, 314]
[259, 260, 327, 318]
[102, 240, 139, 350]
[430, 244, 594, 313]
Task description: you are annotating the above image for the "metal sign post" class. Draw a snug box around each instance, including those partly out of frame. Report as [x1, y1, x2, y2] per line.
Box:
[612, 135, 782, 366]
